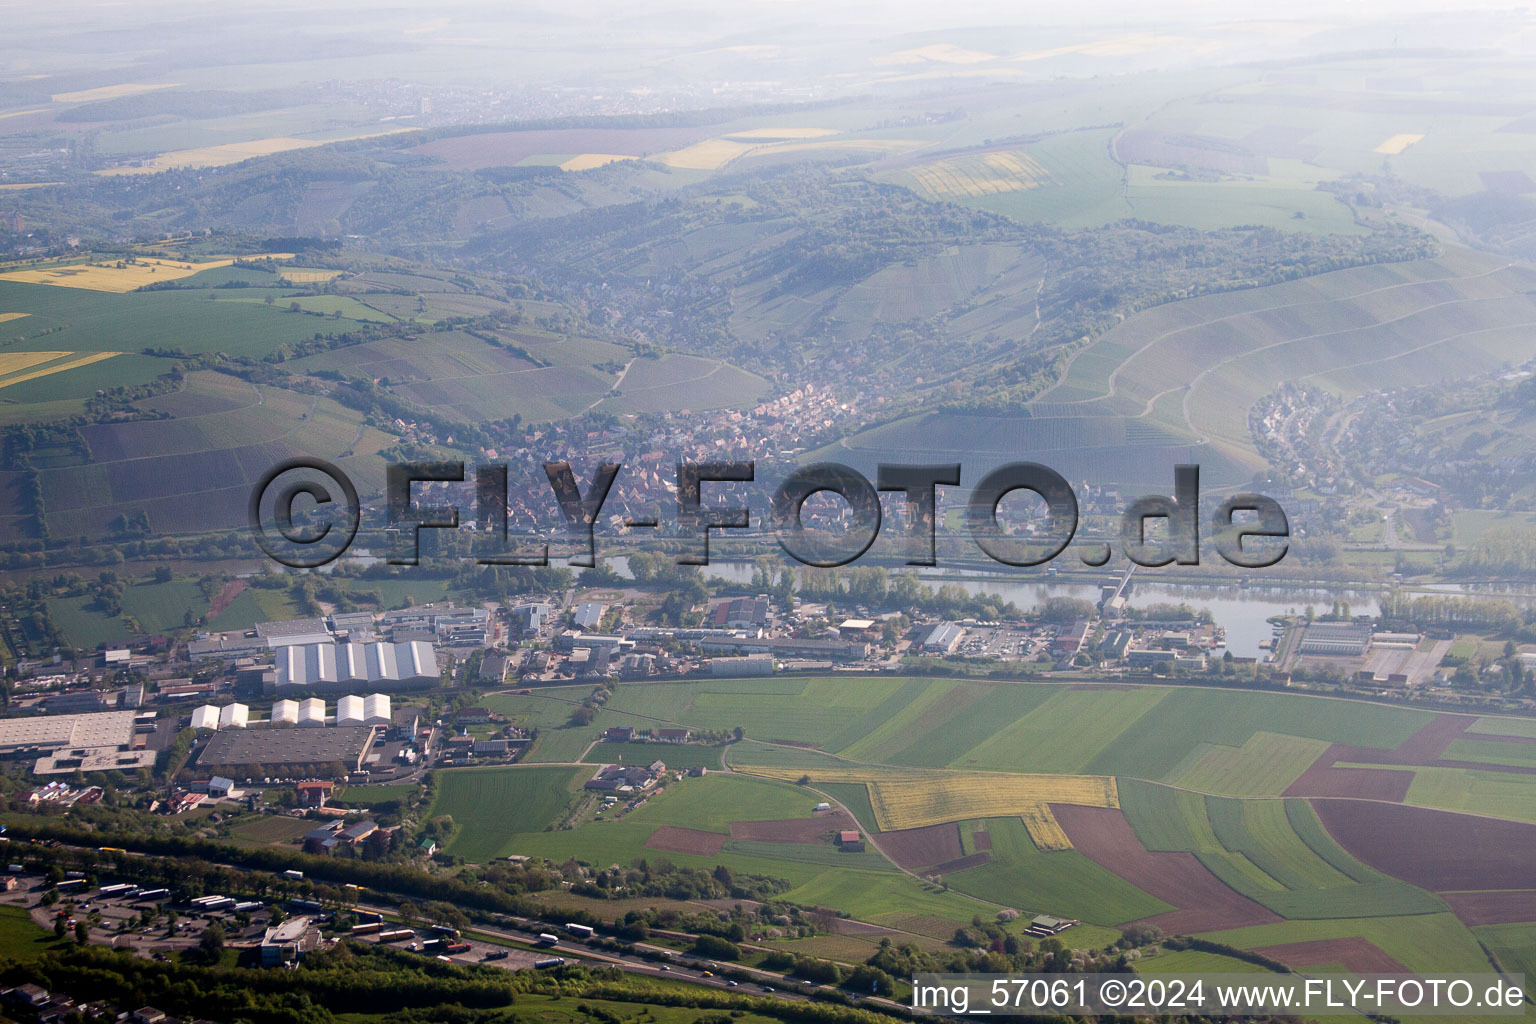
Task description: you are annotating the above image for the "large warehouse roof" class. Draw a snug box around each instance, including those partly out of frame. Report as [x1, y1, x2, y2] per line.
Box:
[198, 725, 378, 770]
[0, 711, 136, 754]
[276, 641, 438, 689]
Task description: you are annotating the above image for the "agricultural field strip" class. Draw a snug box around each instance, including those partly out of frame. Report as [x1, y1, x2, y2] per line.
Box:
[733, 763, 1117, 836]
[1045, 258, 1521, 409]
[0, 351, 118, 390]
[1118, 780, 1447, 919]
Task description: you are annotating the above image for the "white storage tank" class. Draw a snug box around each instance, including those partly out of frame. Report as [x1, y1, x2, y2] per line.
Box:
[336, 694, 365, 725]
[270, 699, 299, 727]
[297, 697, 326, 728]
[190, 705, 220, 731]
[218, 703, 249, 729]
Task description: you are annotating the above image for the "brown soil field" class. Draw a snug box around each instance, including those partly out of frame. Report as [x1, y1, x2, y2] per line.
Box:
[1441, 890, 1536, 926]
[928, 852, 992, 875]
[1251, 938, 1408, 973]
[1056, 805, 1281, 933]
[1283, 754, 1413, 801]
[1285, 716, 1475, 800]
[410, 127, 718, 171]
[729, 809, 855, 843]
[645, 825, 725, 855]
[206, 578, 248, 619]
[876, 822, 964, 871]
[973, 829, 993, 851]
[1313, 800, 1536, 891]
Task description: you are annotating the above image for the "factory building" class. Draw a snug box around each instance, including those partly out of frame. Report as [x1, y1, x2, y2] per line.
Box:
[275, 641, 438, 693]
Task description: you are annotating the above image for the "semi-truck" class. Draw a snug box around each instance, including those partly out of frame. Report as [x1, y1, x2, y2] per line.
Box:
[535, 933, 559, 947]
[534, 957, 566, 969]
[563, 923, 594, 938]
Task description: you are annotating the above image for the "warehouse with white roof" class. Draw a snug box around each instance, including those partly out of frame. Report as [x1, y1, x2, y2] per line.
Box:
[336, 695, 364, 725]
[271, 699, 299, 727]
[190, 705, 220, 731]
[275, 641, 438, 693]
[218, 703, 249, 729]
[297, 698, 326, 728]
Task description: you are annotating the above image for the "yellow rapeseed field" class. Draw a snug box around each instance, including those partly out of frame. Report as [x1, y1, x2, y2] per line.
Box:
[0, 313, 29, 323]
[0, 255, 294, 293]
[723, 128, 842, 140]
[52, 83, 180, 103]
[1019, 804, 1072, 851]
[0, 351, 67, 377]
[657, 139, 759, 170]
[279, 269, 344, 284]
[736, 764, 1117, 843]
[0, 351, 118, 390]
[1374, 133, 1425, 155]
[559, 153, 637, 171]
[908, 150, 1051, 198]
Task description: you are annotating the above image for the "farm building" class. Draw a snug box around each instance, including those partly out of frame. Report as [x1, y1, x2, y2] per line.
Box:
[654, 728, 691, 743]
[1299, 623, 1373, 657]
[1025, 915, 1077, 937]
[837, 830, 865, 851]
[275, 641, 438, 693]
[270, 699, 299, 727]
[295, 781, 332, 808]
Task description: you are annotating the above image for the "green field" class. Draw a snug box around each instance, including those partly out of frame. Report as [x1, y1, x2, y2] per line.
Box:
[431, 765, 587, 862]
[0, 904, 67, 962]
[1119, 782, 1442, 920]
[48, 579, 208, 647]
[1200, 913, 1493, 977]
[943, 816, 1172, 927]
[1442, 738, 1536, 770]
[583, 740, 727, 771]
[1472, 922, 1536, 996]
[1327, 763, 1536, 823]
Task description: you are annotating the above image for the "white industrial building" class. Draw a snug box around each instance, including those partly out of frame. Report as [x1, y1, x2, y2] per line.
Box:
[271, 699, 299, 727]
[218, 703, 249, 730]
[190, 705, 220, 731]
[336, 695, 365, 725]
[275, 641, 438, 692]
[363, 693, 391, 725]
[297, 698, 326, 728]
